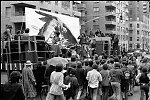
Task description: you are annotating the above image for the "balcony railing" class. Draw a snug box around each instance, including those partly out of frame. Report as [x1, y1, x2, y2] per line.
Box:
[106, 1, 113, 3]
[106, 10, 116, 13]
[15, 11, 25, 16]
[106, 28, 116, 31]
[106, 19, 116, 22]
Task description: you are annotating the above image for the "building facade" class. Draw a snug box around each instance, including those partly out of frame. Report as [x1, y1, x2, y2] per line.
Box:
[1, 1, 81, 35]
[128, 1, 150, 51]
[81, 1, 129, 51]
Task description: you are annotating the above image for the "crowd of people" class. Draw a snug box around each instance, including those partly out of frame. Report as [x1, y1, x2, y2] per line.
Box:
[1, 28, 150, 100]
[1, 51, 150, 100]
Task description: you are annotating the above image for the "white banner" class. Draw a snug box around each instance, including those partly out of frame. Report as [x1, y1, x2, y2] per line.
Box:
[25, 7, 80, 43]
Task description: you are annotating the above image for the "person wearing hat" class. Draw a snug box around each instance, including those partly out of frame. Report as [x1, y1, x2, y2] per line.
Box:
[22, 60, 37, 100]
[1, 71, 25, 100]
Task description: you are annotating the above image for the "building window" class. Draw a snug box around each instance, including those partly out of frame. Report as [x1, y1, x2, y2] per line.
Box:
[55, 1, 58, 5]
[137, 30, 140, 35]
[40, 8, 51, 12]
[137, 37, 139, 41]
[15, 6, 25, 16]
[137, 23, 139, 28]
[117, 26, 120, 31]
[130, 10, 132, 15]
[62, 1, 70, 9]
[6, 7, 11, 17]
[130, 37, 132, 41]
[93, 16, 99, 22]
[93, 25, 99, 30]
[93, 7, 99, 12]
[137, 44, 140, 48]
[129, 24, 132, 27]
[129, 44, 132, 48]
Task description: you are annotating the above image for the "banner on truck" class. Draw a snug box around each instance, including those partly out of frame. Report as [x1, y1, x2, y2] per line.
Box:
[25, 7, 80, 43]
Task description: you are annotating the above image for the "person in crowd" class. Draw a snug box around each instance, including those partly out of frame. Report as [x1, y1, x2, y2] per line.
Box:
[67, 55, 77, 68]
[109, 63, 124, 100]
[34, 63, 46, 95]
[85, 60, 93, 77]
[108, 59, 114, 70]
[100, 64, 111, 100]
[78, 33, 86, 45]
[46, 64, 70, 100]
[98, 59, 106, 72]
[76, 61, 86, 100]
[90, 39, 97, 57]
[82, 60, 89, 70]
[139, 58, 149, 73]
[22, 60, 37, 100]
[1, 71, 25, 100]
[135, 67, 150, 100]
[89, 30, 95, 38]
[121, 61, 132, 100]
[64, 68, 79, 100]
[86, 64, 102, 100]
[22, 28, 30, 37]
[14, 30, 24, 40]
[2, 28, 12, 41]
[114, 57, 120, 64]
[52, 31, 61, 43]
[127, 60, 135, 96]
[1, 28, 13, 49]
[44, 65, 55, 90]
[95, 60, 100, 68]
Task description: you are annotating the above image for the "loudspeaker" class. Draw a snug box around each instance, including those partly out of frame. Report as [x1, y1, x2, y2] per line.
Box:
[96, 41, 110, 56]
[96, 41, 103, 55]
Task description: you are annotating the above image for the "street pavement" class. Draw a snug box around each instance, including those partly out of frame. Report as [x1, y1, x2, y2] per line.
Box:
[35, 86, 150, 100]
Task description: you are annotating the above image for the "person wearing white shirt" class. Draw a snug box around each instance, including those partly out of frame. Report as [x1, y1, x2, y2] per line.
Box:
[86, 64, 102, 100]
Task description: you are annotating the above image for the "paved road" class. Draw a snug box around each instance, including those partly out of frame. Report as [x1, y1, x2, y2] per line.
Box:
[36, 86, 150, 100]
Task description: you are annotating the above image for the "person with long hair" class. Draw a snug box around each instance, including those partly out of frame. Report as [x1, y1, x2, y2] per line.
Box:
[1, 71, 25, 100]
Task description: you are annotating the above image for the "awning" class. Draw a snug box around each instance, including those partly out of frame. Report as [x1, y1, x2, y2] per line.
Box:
[11, 2, 36, 8]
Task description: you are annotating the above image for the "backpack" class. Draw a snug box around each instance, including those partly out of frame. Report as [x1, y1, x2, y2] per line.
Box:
[123, 70, 131, 80]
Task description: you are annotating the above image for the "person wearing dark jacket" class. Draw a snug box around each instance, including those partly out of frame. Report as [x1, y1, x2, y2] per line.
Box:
[44, 65, 55, 90]
[135, 67, 150, 100]
[109, 63, 124, 100]
[76, 61, 86, 100]
[121, 61, 132, 100]
[64, 68, 79, 100]
[1, 71, 25, 100]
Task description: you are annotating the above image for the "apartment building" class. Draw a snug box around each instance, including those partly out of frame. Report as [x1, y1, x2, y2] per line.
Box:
[1, 1, 81, 35]
[82, 1, 129, 51]
[128, 1, 150, 51]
